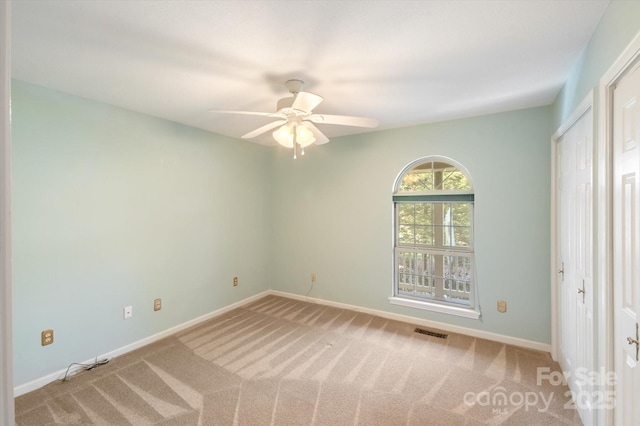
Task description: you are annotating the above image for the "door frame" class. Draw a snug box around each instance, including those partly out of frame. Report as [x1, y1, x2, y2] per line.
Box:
[0, 0, 13, 423]
[598, 30, 640, 426]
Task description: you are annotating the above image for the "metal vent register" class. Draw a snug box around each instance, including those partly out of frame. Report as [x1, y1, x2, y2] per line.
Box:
[414, 328, 448, 339]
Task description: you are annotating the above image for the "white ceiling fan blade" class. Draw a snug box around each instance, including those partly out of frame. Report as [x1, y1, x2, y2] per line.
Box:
[242, 119, 288, 139]
[291, 92, 323, 113]
[303, 122, 330, 145]
[308, 114, 379, 128]
[209, 109, 285, 119]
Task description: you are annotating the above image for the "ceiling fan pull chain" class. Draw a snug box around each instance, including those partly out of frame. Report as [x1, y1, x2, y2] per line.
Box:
[293, 129, 297, 159]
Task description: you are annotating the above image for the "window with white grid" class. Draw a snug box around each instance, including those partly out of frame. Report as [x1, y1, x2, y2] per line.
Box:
[390, 157, 479, 318]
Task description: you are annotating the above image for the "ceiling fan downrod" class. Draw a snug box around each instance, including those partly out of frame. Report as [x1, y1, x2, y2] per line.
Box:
[293, 126, 299, 159]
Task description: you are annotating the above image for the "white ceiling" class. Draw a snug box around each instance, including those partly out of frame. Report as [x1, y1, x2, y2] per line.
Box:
[11, 0, 610, 146]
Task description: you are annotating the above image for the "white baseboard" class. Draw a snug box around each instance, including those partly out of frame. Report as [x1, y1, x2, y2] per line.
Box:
[15, 288, 550, 397]
[13, 291, 271, 397]
[267, 290, 551, 353]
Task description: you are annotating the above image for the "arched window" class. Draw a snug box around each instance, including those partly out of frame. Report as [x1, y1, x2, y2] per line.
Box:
[391, 156, 479, 319]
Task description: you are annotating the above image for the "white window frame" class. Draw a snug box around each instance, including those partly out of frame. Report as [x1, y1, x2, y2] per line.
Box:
[389, 156, 480, 319]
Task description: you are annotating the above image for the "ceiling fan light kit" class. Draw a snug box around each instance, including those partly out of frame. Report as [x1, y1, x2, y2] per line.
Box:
[210, 79, 378, 159]
[272, 121, 315, 148]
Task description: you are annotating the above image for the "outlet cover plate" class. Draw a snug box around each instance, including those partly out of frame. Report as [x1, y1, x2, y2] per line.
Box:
[124, 305, 133, 319]
[41, 329, 54, 346]
[154, 298, 161, 311]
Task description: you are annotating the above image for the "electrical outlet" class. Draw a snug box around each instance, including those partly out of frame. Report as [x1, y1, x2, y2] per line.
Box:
[154, 298, 162, 311]
[311, 273, 317, 283]
[123, 305, 133, 319]
[41, 329, 54, 346]
[497, 300, 507, 313]
[233, 277, 238, 287]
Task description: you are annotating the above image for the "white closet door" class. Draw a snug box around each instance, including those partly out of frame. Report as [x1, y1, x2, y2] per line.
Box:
[556, 98, 595, 426]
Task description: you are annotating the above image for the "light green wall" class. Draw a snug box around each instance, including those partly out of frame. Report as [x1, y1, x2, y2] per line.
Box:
[270, 106, 552, 343]
[552, 0, 640, 129]
[11, 81, 272, 386]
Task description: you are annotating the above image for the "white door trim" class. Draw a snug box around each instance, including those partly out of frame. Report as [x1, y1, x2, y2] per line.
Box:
[550, 90, 595, 362]
[0, 0, 14, 423]
[598, 30, 640, 426]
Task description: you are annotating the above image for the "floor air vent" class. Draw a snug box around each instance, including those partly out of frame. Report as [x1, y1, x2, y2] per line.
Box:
[414, 328, 448, 339]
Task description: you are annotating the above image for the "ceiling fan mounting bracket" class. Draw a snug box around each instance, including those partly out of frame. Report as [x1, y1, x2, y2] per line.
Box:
[285, 79, 304, 94]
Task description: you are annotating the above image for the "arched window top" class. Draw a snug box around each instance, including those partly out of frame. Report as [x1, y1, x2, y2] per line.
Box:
[394, 156, 473, 195]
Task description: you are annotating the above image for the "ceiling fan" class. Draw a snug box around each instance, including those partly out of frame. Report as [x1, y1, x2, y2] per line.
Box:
[209, 79, 379, 158]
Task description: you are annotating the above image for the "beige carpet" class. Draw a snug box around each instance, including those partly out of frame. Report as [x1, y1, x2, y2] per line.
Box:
[15, 295, 582, 425]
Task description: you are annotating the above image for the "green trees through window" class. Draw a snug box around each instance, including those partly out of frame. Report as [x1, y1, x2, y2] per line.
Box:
[398, 162, 471, 192]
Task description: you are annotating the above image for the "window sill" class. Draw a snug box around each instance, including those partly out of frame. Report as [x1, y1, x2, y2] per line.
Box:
[388, 296, 481, 319]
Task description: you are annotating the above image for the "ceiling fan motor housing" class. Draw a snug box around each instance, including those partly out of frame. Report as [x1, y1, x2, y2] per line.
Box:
[276, 97, 309, 116]
[276, 97, 295, 113]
